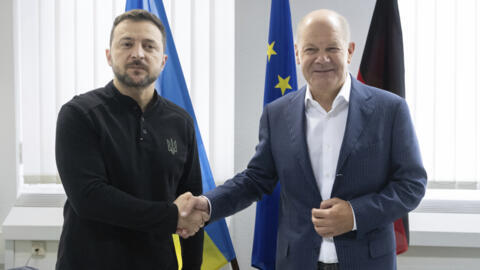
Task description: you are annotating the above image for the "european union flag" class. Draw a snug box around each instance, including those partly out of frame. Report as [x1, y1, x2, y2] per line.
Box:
[251, 0, 297, 269]
[125, 1, 236, 269]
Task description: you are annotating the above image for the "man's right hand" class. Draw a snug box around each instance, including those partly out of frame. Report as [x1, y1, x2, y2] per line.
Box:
[173, 192, 210, 239]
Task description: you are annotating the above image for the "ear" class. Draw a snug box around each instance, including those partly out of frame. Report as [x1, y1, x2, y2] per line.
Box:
[347, 42, 355, 64]
[106, 48, 112, 67]
[160, 54, 168, 71]
[295, 43, 300, 65]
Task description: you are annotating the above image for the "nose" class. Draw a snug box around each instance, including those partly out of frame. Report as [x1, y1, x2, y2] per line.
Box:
[130, 43, 145, 59]
[314, 53, 330, 64]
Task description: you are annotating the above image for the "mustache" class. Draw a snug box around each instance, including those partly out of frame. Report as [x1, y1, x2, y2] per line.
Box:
[126, 60, 148, 70]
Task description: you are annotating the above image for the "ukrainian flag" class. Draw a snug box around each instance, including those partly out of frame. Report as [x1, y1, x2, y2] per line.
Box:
[125, 1, 236, 269]
[251, 0, 297, 269]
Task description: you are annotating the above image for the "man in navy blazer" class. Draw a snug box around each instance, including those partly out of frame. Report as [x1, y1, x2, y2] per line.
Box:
[180, 9, 426, 270]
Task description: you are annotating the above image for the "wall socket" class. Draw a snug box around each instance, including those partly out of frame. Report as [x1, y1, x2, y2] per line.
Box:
[31, 241, 46, 257]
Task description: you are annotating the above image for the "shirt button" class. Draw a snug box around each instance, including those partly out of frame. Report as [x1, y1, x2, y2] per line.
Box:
[139, 137, 144, 141]
[141, 117, 145, 122]
[142, 129, 147, 134]
[326, 173, 331, 178]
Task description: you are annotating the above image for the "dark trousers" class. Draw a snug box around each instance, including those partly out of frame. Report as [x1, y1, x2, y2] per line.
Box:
[318, 262, 340, 270]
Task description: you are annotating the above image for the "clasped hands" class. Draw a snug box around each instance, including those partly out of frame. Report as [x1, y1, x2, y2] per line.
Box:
[173, 192, 210, 239]
[174, 194, 354, 239]
[311, 197, 354, 238]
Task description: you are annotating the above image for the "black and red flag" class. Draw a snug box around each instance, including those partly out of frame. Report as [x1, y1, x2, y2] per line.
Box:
[357, 0, 409, 254]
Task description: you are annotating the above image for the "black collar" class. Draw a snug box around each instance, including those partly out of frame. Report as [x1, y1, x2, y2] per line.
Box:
[106, 80, 161, 116]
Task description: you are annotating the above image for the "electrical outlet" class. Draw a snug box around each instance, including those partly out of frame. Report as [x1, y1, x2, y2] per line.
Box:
[32, 241, 46, 257]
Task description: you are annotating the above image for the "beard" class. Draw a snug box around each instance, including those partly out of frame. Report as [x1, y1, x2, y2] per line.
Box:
[112, 60, 158, 88]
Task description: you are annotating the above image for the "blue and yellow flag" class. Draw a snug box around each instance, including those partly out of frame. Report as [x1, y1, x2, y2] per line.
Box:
[125, 1, 236, 269]
[251, 0, 297, 269]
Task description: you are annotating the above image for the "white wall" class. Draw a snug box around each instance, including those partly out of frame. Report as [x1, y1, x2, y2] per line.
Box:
[0, 0, 19, 268]
[9, 241, 59, 269]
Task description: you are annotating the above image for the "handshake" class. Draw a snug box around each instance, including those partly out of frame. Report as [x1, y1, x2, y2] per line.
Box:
[173, 192, 210, 239]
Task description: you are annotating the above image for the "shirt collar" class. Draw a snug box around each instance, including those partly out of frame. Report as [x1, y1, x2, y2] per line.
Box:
[304, 73, 351, 109]
[107, 80, 160, 114]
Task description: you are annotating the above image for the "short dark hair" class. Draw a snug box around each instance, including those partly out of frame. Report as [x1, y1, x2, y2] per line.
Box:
[110, 9, 166, 49]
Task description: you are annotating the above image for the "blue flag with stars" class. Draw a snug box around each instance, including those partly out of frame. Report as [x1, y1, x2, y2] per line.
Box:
[251, 0, 297, 269]
[125, 1, 236, 269]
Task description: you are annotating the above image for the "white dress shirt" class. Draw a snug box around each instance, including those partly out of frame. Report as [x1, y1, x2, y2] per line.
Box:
[305, 75, 351, 263]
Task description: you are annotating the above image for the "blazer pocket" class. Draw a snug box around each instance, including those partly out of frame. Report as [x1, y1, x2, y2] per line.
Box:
[368, 229, 395, 258]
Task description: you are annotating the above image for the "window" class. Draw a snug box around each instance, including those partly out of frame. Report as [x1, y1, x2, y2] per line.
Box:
[399, 0, 480, 190]
[15, 0, 127, 196]
[14, 0, 234, 198]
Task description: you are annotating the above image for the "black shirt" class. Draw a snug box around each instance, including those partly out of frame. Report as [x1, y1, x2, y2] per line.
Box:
[55, 81, 203, 270]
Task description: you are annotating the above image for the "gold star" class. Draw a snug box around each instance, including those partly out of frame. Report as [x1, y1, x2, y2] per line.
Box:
[267, 41, 277, 62]
[275, 75, 292, 95]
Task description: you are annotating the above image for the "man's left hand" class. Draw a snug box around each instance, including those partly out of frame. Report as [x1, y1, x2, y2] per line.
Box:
[311, 197, 354, 238]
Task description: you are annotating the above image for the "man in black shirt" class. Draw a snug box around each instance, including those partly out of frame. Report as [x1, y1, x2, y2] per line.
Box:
[55, 9, 206, 270]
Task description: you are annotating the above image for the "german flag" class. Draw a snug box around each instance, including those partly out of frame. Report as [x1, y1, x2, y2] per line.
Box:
[357, 0, 409, 255]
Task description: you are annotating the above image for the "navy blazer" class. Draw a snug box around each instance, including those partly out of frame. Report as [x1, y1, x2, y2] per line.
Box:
[205, 76, 427, 270]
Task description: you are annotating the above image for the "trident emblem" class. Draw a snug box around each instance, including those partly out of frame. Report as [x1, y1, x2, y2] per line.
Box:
[166, 138, 177, 155]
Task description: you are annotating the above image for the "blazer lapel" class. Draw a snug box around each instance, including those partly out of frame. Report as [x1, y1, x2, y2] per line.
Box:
[336, 77, 375, 174]
[285, 87, 321, 198]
